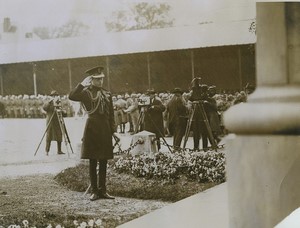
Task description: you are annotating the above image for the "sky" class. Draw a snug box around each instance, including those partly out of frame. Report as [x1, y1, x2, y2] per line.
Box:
[0, 0, 256, 31]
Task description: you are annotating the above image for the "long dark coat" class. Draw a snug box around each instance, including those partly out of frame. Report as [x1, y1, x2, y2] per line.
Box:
[68, 84, 115, 160]
[43, 101, 62, 142]
[167, 95, 188, 147]
[206, 97, 221, 135]
[143, 98, 165, 138]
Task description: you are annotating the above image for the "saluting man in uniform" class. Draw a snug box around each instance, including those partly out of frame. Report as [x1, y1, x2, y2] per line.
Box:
[69, 66, 116, 201]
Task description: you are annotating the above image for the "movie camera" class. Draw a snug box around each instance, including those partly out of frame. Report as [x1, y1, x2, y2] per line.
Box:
[137, 96, 151, 107]
[52, 96, 62, 109]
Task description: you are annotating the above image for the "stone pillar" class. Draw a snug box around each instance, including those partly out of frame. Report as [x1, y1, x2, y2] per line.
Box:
[224, 3, 300, 228]
[130, 130, 158, 156]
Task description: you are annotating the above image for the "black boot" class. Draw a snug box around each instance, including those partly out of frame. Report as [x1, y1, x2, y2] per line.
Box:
[99, 186, 115, 199]
[89, 188, 101, 201]
[98, 160, 114, 199]
[89, 160, 100, 201]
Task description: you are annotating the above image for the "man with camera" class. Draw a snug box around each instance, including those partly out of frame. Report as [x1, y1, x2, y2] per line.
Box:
[43, 90, 65, 155]
[189, 80, 212, 151]
[68, 66, 116, 201]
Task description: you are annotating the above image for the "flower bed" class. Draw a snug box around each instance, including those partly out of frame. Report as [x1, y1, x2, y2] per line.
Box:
[113, 150, 226, 183]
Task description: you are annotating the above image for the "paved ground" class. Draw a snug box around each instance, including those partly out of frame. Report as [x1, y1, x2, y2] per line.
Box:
[119, 183, 229, 228]
[0, 117, 199, 177]
[0, 118, 83, 177]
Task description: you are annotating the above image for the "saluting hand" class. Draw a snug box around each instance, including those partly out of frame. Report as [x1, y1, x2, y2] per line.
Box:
[81, 76, 92, 87]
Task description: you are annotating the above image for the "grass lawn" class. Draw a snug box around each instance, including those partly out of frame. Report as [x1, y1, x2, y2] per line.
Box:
[0, 163, 218, 227]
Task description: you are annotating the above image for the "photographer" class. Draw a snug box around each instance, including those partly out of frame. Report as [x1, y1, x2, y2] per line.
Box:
[42, 90, 65, 155]
[189, 79, 211, 151]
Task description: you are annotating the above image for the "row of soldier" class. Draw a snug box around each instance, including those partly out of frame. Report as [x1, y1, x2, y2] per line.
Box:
[0, 94, 74, 119]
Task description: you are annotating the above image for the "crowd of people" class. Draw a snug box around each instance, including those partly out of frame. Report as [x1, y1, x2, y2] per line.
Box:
[111, 86, 249, 146]
[0, 88, 248, 121]
[0, 94, 74, 119]
[0, 82, 251, 153]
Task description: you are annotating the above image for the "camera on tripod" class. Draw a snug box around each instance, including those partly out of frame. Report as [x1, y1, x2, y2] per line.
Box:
[53, 97, 62, 109]
[190, 86, 209, 102]
[137, 96, 151, 107]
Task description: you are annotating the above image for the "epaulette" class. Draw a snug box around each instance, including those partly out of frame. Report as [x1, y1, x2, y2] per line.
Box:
[101, 87, 110, 92]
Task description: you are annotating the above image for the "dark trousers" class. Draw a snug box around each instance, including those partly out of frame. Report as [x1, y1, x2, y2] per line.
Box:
[46, 141, 62, 152]
[192, 120, 208, 149]
[89, 159, 107, 194]
[172, 118, 187, 149]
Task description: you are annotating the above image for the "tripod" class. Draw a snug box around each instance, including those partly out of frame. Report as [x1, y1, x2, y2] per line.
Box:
[34, 106, 74, 156]
[183, 101, 218, 151]
[135, 106, 172, 153]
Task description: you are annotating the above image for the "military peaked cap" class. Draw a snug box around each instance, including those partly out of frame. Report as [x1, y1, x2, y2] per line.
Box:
[85, 66, 105, 78]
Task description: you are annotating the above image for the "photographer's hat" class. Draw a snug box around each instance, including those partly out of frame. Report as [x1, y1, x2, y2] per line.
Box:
[50, 90, 59, 96]
[146, 89, 156, 95]
[85, 66, 105, 78]
[171, 87, 183, 95]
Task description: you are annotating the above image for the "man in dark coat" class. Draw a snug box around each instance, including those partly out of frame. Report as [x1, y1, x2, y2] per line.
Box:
[189, 83, 210, 151]
[68, 66, 115, 201]
[0, 100, 6, 118]
[167, 88, 188, 150]
[43, 90, 65, 155]
[207, 86, 222, 143]
[143, 89, 165, 151]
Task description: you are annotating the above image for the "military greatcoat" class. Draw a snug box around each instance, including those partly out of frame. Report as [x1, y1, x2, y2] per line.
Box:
[68, 84, 115, 160]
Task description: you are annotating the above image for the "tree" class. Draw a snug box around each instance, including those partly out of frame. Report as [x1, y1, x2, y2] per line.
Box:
[249, 20, 256, 34]
[105, 3, 174, 32]
[33, 20, 89, 40]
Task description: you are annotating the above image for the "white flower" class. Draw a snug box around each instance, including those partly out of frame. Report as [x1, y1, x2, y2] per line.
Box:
[46, 224, 52, 228]
[88, 219, 94, 227]
[95, 219, 102, 226]
[55, 225, 62, 228]
[73, 220, 79, 226]
[22, 220, 29, 227]
[80, 222, 87, 228]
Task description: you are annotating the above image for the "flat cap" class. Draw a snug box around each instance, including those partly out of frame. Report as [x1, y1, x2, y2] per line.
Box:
[171, 87, 183, 94]
[50, 90, 59, 96]
[146, 89, 156, 95]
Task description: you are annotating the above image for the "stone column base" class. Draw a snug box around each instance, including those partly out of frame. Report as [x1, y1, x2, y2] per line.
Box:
[226, 134, 300, 228]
